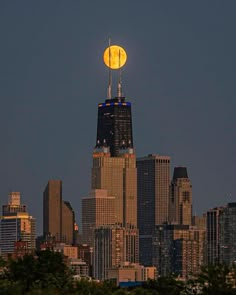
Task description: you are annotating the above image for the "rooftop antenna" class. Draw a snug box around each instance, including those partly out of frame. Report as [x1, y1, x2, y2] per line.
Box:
[117, 48, 122, 98]
[107, 38, 112, 99]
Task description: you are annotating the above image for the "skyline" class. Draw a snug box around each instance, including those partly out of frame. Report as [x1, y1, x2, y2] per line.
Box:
[1, 1, 236, 234]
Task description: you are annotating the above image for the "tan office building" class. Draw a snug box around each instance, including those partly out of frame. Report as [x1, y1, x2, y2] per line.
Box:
[169, 167, 192, 226]
[92, 145, 137, 227]
[82, 189, 115, 246]
[43, 180, 75, 244]
[62, 201, 75, 245]
[107, 263, 157, 286]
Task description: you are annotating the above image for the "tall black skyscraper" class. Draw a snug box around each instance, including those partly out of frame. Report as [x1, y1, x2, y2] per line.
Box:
[96, 96, 133, 157]
[137, 154, 170, 266]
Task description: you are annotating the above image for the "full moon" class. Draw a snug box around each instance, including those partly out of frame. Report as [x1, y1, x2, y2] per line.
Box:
[103, 45, 127, 69]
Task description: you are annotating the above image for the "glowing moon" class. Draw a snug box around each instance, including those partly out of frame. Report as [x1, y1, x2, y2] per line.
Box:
[103, 45, 127, 69]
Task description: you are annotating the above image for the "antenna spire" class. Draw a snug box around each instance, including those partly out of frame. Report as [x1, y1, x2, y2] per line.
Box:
[107, 38, 112, 99]
[117, 49, 122, 98]
[103, 42, 127, 99]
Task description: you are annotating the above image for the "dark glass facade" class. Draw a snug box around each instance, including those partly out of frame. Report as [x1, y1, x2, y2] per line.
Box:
[137, 159, 155, 266]
[137, 155, 170, 266]
[219, 203, 236, 265]
[96, 97, 133, 157]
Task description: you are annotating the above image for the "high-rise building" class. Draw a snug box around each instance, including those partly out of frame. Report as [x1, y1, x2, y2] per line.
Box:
[137, 154, 170, 266]
[82, 189, 115, 246]
[82, 44, 138, 277]
[43, 180, 62, 241]
[206, 206, 224, 265]
[192, 214, 207, 230]
[43, 180, 75, 244]
[169, 167, 192, 225]
[192, 214, 207, 265]
[94, 224, 139, 280]
[78, 244, 94, 276]
[2, 192, 26, 216]
[0, 192, 36, 256]
[219, 203, 236, 265]
[62, 201, 75, 245]
[96, 97, 133, 157]
[92, 145, 137, 227]
[152, 224, 205, 279]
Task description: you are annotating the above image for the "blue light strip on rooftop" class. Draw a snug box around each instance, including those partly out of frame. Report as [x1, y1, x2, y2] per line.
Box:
[98, 102, 131, 107]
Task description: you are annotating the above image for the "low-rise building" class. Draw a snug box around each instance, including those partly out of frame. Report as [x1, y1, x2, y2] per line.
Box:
[106, 263, 157, 286]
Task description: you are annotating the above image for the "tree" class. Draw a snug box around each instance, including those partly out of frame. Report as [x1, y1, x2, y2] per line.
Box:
[4, 250, 73, 294]
[7, 254, 37, 293]
[197, 264, 236, 295]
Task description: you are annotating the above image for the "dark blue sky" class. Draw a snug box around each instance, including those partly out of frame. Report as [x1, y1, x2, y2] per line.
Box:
[1, 1, 236, 234]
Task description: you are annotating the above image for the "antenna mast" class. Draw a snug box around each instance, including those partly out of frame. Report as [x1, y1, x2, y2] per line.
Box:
[117, 48, 122, 98]
[107, 38, 112, 99]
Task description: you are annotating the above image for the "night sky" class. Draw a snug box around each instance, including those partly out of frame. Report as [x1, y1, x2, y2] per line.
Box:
[1, 1, 236, 234]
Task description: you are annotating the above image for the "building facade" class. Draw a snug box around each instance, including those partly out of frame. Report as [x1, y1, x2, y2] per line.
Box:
[106, 263, 157, 286]
[169, 167, 192, 226]
[43, 180, 75, 244]
[152, 224, 205, 279]
[219, 203, 236, 265]
[91, 145, 137, 228]
[0, 192, 36, 255]
[206, 206, 224, 265]
[96, 97, 133, 157]
[94, 224, 139, 281]
[43, 180, 62, 241]
[137, 154, 170, 266]
[82, 189, 115, 246]
[62, 201, 75, 245]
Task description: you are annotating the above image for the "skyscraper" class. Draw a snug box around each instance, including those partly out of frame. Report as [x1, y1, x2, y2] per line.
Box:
[152, 224, 205, 279]
[43, 180, 75, 244]
[82, 44, 138, 277]
[96, 98, 133, 157]
[219, 203, 236, 265]
[0, 192, 36, 255]
[137, 154, 170, 266]
[169, 167, 193, 225]
[62, 201, 75, 245]
[43, 180, 62, 241]
[2, 192, 26, 215]
[92, 144, 137, 227]
[206, 206, 224, 265]
[89, 45, 137, 229]
[82, 189, 115, 246]
[94, 224, 139, 280]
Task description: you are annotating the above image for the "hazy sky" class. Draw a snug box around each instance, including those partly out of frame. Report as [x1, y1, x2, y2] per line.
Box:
[1, 1, 236, 234]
